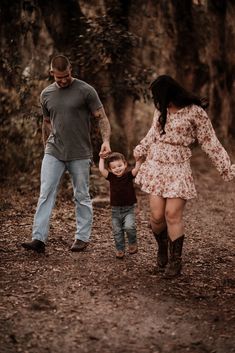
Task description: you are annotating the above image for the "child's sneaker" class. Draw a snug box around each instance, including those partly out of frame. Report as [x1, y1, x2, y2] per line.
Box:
[129, 243, 138, 254]
[116, 250, 125, 259]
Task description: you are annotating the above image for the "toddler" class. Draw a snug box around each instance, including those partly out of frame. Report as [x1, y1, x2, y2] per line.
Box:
[99, 152, 142, 259]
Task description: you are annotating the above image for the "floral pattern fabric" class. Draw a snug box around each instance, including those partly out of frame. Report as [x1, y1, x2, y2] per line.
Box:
[134, 105, 235, 199]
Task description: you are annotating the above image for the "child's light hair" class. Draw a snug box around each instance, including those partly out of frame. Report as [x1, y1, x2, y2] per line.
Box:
[106, 152, 126, 167]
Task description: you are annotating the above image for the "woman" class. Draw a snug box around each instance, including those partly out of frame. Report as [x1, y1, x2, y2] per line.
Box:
[134, 75, 235, 278]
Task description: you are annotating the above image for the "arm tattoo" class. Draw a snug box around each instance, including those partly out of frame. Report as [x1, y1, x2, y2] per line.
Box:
[96, 109, 111, 142]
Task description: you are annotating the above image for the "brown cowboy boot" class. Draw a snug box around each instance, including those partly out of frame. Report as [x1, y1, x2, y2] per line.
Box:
[164, 235, 184, 278]
[153, 228, 168, 269]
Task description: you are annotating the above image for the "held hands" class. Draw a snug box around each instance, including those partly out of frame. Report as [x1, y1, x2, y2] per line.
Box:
[133, 148, 145, 162]
[98, 148, 110, 178]
[134, 155, 146, 165]
[99, 141, 111, 158]
[133, 149, 139, 160]
[132, 155, 145, 177]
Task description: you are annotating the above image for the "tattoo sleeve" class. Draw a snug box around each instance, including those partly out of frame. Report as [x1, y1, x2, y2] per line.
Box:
[94, 108, 111, 142]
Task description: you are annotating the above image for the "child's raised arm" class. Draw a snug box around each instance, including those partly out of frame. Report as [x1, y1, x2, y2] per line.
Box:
[99, 156, 109, 178]
[132, 159, 143, 177]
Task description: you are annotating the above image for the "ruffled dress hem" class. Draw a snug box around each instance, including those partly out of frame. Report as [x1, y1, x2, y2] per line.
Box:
[135, 159, 197, 200]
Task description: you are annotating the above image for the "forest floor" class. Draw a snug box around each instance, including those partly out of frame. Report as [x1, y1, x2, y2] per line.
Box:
[0, 147, 235, 353]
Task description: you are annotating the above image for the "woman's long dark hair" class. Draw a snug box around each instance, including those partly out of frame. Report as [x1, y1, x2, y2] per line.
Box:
[150, 75, 208, 134]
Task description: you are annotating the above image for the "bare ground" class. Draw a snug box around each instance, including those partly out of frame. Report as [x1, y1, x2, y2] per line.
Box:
[0, 147, 235, 353]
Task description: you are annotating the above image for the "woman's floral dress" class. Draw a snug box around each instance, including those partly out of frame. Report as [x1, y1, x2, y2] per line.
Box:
[134, 105, 235, 200]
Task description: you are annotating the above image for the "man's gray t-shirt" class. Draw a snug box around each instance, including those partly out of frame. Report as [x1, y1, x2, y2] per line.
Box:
[40, 79, 103, 161]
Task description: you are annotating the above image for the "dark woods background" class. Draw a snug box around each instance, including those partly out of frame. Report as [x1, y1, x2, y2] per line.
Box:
[1, 0, 235, 181]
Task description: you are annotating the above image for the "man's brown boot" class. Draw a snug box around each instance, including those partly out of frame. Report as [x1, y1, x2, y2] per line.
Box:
[22, 239, 45, 253]
[71, 239, 89, 252]
[164, 235, 184, 278]
[153, 228, 168, 269]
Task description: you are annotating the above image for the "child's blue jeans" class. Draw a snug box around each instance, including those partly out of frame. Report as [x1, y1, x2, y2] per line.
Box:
[111, 205, 137, 251]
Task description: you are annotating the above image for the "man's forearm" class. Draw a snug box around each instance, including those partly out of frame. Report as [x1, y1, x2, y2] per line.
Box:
[95, 108, 111, 142]
[98, 116, 111, 142]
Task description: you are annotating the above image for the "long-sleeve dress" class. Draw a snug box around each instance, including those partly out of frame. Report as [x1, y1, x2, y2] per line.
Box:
[134, 105, 235, 200]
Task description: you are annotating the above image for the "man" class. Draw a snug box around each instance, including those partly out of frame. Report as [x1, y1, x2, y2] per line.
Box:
[22, 55, 111, 253]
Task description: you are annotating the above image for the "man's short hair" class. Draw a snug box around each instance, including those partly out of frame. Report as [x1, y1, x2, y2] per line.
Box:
[51, 55, 71, 71]
[106, 152, 126, 167]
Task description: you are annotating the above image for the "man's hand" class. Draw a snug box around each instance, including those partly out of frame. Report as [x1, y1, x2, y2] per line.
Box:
[99, 141, 111, 158]
[93, 107, 111, 155]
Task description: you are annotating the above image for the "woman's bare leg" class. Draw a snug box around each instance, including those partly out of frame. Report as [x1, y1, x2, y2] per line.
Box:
[149, 195, 167, 234]
[165, 198, 186, 241]
[149, 195, 168, 268]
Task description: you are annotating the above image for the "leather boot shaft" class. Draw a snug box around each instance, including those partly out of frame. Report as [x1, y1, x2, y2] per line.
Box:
[164, 235, 184, 278]
[153, 228, 168, 268]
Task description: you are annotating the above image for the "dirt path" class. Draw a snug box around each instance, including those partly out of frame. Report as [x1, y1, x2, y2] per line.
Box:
[0, 147, 235, 353]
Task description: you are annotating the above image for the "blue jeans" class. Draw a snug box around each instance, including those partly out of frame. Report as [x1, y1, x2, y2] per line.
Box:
[32, 154, 92, 243]
[111, 205, 137, 251]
